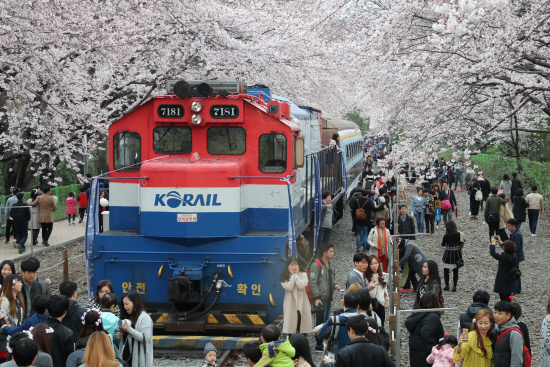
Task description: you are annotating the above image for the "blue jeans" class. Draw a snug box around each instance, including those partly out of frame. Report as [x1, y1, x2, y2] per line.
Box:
[355, 225, 370, 251]
[528, 209, 539, 234]
[13, 221, 28, 249]
[414, 211, 425, 233]
[315, 300, 332, 348]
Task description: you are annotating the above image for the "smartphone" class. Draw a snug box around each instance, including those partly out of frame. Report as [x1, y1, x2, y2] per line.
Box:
[327, 352, 335, 360]
[462, 328, 469, 335]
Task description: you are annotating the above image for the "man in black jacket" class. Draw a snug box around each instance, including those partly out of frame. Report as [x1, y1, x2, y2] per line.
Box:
[20, 258, 44, 319]
[397, 205, 416, 241]
[45, 295, 75, 367]
[324, 315, 393, 367]
[350, 190, 386, 252]
[10, 192, 31, 254]
[510, 172, 522, 204]
[59, 280, 86, 344]
[457, 290, 493, 338]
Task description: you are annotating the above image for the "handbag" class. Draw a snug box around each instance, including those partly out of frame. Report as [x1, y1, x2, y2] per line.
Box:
[486, 212, 500, 223]
[440, 199, 452, 210]
[508, 267, 522, 280]
[456, 258, 464, 268]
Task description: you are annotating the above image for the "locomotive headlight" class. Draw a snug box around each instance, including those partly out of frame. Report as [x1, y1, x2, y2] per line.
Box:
[191, 101, 203, 112]
[191, 114, 202, 125]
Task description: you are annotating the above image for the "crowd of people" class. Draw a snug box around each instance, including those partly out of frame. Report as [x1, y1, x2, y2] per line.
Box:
[0, 257, 152, 367]
[0, 146, 548, 367]
[0, 174, 111, 254]
[248, 145, 547, 367]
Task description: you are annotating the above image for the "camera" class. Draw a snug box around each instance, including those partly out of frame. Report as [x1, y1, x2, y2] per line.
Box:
[118, 319, 131, 327]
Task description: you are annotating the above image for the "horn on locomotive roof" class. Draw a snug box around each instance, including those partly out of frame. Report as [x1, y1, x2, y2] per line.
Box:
[166, 80, 247, 98]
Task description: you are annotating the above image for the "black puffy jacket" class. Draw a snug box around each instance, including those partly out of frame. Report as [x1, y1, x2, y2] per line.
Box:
[404, 312, 444, 367]
[326, 337, 393, 367]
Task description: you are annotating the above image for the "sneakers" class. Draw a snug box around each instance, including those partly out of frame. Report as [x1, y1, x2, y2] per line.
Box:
[43, 242, 50, 247]
[13, 239, 17, 248]
[17, 244, 25, 254]
[451, 286, 457, 292]
[460, 189, 463, 192]
[443, 285, 450, 291]
[79, 218, 83, 223]
[531, 233, 536, 237]
[4, 240, 9, 244]
[356, 248, 361, 252]
[315, 345, 324, 353]
[399, 288, 411, 293]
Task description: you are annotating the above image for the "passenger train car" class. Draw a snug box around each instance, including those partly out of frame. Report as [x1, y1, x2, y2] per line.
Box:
[86, 81, 362, 333]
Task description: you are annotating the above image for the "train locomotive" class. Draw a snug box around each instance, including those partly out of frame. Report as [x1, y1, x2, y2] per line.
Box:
[85, 80, 363, 333]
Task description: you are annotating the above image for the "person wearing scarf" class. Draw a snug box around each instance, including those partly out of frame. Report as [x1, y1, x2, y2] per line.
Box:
[367, 217, 392, 272]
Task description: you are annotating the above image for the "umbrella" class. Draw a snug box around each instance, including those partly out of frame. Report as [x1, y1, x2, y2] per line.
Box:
[455, 206, 458, 218]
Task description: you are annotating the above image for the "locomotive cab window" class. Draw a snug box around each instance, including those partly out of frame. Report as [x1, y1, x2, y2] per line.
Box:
[207, 127, 246, 155]
[113, 131, 141, 171]
[153, 126, 192, 154]
[259, 134, 287, 173]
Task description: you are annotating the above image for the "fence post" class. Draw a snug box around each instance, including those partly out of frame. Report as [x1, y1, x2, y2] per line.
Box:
[63, 250, 69, 281]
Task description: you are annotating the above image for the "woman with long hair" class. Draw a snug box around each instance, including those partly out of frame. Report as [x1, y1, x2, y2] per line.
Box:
[497, 193, 512, 241]
[405, 292, 445, 367]
[27, 189, 41, 245]
[280, 256, 312, 334]
[490, 239, 519, 301]
[367, 218, 392, 272]
[500, 174, 512, 201]
[67, 310, 110, 367]
[288, 333, 315, 367]
[30, 323, 55, 366]
[0, 260, 15, 286]
[81, 331, 122, 367]
[365, 317, 385, 349]
[415, 260, 443, 309]
[365, 256, 389, 325]
[87, 280, 121, 317]
[441, 220, 465, 292]
[117, 291, 153, 367]
[541, 297, 550, 367]
[1, 274, 25, 326]
[454, 309, 494, 366]
[470, 180, 482, 220]
[0, 261, 14, 367]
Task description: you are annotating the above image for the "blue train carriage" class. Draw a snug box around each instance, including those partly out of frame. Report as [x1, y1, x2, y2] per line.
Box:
[85, 80, 360, 334]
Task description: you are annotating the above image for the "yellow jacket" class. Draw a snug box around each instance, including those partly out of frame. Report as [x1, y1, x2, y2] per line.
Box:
[454, 331, 494, 367]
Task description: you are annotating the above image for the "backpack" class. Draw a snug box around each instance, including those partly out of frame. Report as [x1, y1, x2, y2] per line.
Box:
[305, 260, 322, 303]
[475, 189, 483, 201]
[496, 327, 531, 367]
[355, 199, 367, 220]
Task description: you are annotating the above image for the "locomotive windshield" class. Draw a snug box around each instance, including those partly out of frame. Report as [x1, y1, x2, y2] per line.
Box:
[259, 133, 287, 173]
[113, 131, 141, 171]
[207, 127, 246, 155]
[153, 126, 192, 154]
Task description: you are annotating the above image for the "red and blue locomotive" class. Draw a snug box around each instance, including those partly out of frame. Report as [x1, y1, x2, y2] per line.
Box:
[85, 80, 363, 333]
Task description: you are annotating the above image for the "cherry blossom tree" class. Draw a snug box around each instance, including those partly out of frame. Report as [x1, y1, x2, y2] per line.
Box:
[0, 0, 355, 190]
